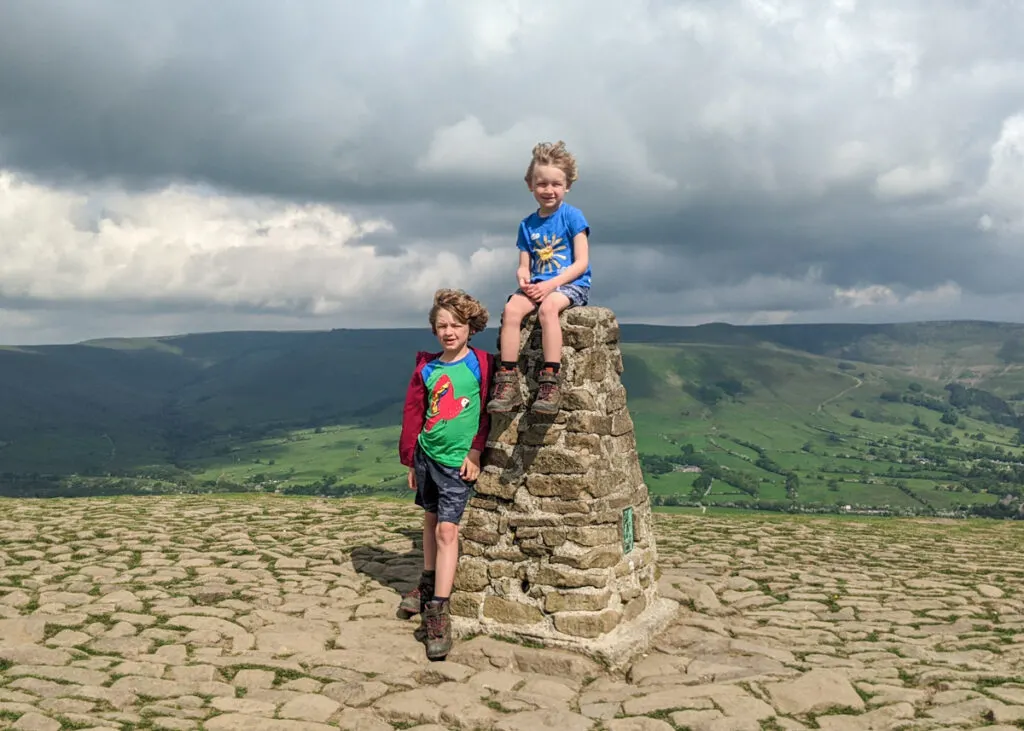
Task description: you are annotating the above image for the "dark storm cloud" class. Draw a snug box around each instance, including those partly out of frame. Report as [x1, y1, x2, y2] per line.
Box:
[1, 0, 1024, 343]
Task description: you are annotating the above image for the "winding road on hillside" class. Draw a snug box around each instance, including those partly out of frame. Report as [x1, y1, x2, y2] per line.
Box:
[816, 374, 863, 414]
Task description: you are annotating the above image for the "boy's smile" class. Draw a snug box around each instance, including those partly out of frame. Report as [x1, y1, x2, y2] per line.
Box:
[529, 164, 569, 216]
[433, 307, 471, 361]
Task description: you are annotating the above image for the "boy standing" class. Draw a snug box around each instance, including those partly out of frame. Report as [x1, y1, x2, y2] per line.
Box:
[487, 141, 591, 416]
[397, 288, 493, 659]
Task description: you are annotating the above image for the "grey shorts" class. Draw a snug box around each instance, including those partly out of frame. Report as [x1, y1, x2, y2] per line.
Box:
[413, 445, 474, 525]
[511, 283, 590, 308]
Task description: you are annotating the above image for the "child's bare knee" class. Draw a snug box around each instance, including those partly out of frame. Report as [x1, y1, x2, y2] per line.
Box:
[538, 301, 562, 322]
[436, 522, 459, 545]
[503, 301, 529, 324]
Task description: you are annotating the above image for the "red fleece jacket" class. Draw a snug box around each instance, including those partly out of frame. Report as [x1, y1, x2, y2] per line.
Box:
[398, 346, 495, 468]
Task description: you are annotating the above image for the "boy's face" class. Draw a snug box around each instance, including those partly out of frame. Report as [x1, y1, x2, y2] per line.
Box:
[529, 164, 569, 215]
[433, 307, 471, 356]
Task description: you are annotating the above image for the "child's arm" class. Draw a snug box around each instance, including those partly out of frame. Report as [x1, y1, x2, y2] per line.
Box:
[517, 251, 531, 288]
[462, 351, 495, 481]
[398, 361, 427, 468]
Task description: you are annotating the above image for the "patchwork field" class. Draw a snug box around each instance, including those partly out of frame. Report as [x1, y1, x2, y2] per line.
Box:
[1, 495, 1024, 730]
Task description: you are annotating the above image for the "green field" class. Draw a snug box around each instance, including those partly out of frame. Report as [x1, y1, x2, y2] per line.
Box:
[2, 320, 1024, 516]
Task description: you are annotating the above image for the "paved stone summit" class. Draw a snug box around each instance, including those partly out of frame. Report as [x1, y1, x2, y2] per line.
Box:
[1, 496, 1024, 730]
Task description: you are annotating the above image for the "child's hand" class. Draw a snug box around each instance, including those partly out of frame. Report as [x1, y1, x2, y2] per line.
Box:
[524, 280, 554, 303]
[517, 268, 530, 288]
[521, 282, 543, 303]
[460, 450, 482, 482]
[407, 468, 416, 490]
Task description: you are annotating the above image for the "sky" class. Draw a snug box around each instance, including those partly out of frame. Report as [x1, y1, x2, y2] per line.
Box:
[1, 0, 1024, 345]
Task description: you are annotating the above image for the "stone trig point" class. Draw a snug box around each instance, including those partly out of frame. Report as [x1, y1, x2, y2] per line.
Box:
[451, 306, 678, 668]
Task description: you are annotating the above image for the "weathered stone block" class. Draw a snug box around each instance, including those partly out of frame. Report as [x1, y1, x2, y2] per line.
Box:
[482, 597, 544, 625]
[454, 558, 489, 592]
[593, 493, 633, 512]
[525, 474, 587, 500]
[553, 610, 621, 638]
[544, 589, 611, 613]
[508, 514, 564, 528]
[573, 350, 609, 383]
[565, 525, 620, 547]
[541, 529, 567, 547]
[461, 528, 500, 546]
[610, 411, 634, 436]
[564, 433, 601, 455]
[468, 496, 499, 512]
[519, 423, 563, 446]
[483, 545, 526, 562]
[523, 446, 593, 475]
[603, 434, 638, 456]
[562, 324, 597, 349]
[565, 412, 613, 435]
[562, 388, 597, 411]
[518, 539, 549, 557]
[535, 498, 590, 515]
[623, 595, 648, 622]
[620, 584, 641, 602]
[605, 385, 627, 412]
[551, 546, 621, 571]
[488, 561, 519, 579]
[562, 510, 621, 527]
[532, 563, 609, 589]
[587, 470, 628, 499]
[450, 592, 483, 618]
[474, 471, 518, 501]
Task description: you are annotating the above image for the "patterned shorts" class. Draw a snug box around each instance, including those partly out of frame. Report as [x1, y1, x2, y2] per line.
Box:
[413, 445, 474, 525]
[511, 283, 590, 308]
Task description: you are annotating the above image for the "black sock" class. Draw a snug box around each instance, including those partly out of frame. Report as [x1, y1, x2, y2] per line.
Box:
[421, 570, 435, 580]
[500, 361, 517, 371]
[543, 362, 560, 373]
[432, 594, 449, 605]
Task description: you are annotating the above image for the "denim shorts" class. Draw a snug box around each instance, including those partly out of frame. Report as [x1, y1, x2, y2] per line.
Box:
[511, 283, 590, 308]
[413, 445, 474, 525]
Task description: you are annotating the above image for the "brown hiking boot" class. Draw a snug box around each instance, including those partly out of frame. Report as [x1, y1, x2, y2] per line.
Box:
[423, 600, 452, 660]
[531, 369, 562, 414]
[396, 577, 433, 620]
[487, 369, 522, 413]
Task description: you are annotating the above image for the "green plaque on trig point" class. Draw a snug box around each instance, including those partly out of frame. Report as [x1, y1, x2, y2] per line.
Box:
[622, 507, 634, 554]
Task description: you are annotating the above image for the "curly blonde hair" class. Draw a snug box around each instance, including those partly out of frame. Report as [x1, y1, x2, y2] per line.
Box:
[429, 288, 489, 335]
[524, 141, 579, 187]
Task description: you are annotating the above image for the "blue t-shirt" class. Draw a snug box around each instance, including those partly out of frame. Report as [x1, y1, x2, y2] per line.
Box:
[516, 203, 591, 288]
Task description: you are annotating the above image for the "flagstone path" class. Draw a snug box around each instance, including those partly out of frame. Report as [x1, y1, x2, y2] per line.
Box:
[1, 497, 1022, 730]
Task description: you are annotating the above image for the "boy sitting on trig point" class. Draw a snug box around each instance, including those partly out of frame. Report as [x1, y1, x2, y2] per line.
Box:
[487, 141, 591, 416]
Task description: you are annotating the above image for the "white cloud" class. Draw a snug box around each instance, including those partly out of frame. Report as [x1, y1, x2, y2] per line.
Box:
[873, 161, 951, 199]
[978, 113, 1024, 233]
[416, 116, 555, 179]
[0, 170, 505, 318]
[834, 284, 899, 308]
[833, 281, 961, 309]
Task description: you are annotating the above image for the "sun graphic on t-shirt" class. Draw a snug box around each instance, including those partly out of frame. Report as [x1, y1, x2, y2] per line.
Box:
[533, 234, 568, 275]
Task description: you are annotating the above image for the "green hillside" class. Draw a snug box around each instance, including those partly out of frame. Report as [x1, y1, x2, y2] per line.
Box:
[2, 320, 1024, 516]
